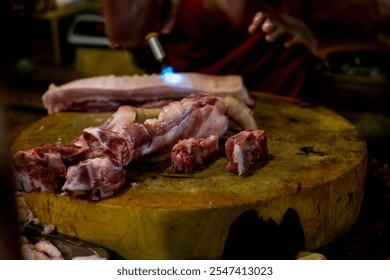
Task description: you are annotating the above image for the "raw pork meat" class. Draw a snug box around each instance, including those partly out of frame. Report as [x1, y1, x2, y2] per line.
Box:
[61, 94, 230, 197]
[225, 129, 268, 175]
[168, 135, 220, 174]
[12, 106, 139, 195]
[77, 94, 230, 165]
[13, 144, 66, 193]
[14, 93, 258, 200]
[42, 73, 254, 114]
[62, 157, 126, 200]
[34, 239, 64, 260]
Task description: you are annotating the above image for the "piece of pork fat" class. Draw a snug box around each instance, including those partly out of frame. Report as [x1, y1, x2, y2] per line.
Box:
[225, 129, 268, 175]
[168, 135, 220, 174]
[34, 239, 64, 260]
[42, 73, 254, 114]
[62, 94, 230, 198]
[12, 106, 139, 194]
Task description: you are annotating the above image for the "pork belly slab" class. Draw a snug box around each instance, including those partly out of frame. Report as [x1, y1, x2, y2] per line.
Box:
[225, 129, 269, 175]
[42, 73, 254, 114]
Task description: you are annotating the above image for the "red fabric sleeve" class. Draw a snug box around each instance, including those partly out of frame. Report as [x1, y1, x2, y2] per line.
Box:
[134, 0, 319, 99]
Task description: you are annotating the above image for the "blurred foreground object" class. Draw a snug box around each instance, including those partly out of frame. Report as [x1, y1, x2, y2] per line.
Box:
[0, 108, 20, 259]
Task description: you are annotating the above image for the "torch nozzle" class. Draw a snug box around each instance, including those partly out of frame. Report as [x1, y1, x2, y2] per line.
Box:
[146, 32, 171, 68]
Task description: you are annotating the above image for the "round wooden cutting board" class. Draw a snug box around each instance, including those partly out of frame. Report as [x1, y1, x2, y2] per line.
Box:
[12, 92, 367, 259]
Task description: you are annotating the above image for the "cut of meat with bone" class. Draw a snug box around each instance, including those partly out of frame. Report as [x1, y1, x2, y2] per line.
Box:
[80, 94, 229, 166]
[225, 130, 268, 175]
[63, 105, 139, 164]
[168, 135, 220, 174]
[99, 105, 137, 132]
[13, 93, 235, 199]
[62, 94, 230, 198]
[42, 73, 254, 114]
[62, 157, 126, 200]
[13, 144, 66, 193]
[13, 93, 259, 200]
[12, 106, 139, 194]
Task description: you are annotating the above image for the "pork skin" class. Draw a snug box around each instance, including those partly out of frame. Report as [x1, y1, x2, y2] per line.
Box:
[42, 73, 254, 114]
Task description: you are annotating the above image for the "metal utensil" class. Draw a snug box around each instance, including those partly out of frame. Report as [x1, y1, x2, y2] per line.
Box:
[145, 32, 173, 74]
[24, 223, 114, 260]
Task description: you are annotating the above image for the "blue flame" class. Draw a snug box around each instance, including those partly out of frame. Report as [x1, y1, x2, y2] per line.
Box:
[161, 67, 184, 85]
[161, 66, 174, 75]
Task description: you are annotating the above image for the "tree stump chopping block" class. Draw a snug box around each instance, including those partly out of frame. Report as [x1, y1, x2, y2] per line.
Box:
[12, 92, 367, 259]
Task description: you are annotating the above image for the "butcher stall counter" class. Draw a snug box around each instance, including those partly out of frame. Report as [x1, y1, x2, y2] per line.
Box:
[10, 92, 367, 259]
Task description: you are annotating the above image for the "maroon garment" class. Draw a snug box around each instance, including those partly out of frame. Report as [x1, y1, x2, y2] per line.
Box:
[135, 0, 318, 99]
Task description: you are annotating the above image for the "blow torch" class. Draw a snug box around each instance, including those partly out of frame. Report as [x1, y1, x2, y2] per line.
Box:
[145, 32, 174, 75]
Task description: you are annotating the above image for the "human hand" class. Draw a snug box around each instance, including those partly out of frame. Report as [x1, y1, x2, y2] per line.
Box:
[212, 0, 390, 57]
[245, 0, 390, 57]
[248, 11, 297, 48]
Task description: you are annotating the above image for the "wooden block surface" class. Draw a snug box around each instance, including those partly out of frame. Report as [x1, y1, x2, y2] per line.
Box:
[12, 92, 367, 259]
